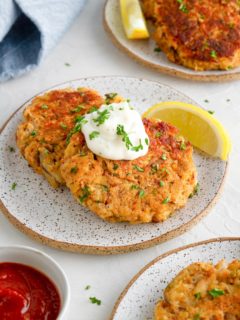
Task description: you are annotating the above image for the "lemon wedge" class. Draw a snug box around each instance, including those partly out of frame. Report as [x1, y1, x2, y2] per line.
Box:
[143, 101, 231, 160]
[120, 0, 149, 39]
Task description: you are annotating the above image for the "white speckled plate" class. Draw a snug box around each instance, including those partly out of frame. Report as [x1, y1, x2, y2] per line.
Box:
[104, 0, 240, 82]
[111, 238, 240, 319]
[0, 77, 227, 254]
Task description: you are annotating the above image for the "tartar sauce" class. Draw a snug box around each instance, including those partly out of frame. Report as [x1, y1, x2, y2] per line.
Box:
[81, 101, 149, 160]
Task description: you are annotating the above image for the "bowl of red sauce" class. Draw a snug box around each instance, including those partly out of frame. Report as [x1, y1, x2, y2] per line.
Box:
[0, 245, 70, 320]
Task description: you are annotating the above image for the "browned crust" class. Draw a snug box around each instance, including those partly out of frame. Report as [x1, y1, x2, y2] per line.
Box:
[103, 0, 240, 82]
[109, 237, 240, 319]
[0, 77, 228, 255]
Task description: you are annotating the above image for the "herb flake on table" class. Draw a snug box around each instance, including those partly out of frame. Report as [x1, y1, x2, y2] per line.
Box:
[64, 62, 71, 67]
[89, 297, 101, 305]
[85, 285, 91, 290]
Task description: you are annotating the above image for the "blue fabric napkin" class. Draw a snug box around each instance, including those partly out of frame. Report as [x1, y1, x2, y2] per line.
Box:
[0, 0, 85, 82]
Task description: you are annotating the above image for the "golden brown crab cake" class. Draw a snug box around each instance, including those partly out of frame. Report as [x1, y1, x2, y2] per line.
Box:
[16, 88, 105, 188]
[142, 0, 240, 71]
[155, 260, 240, 320]
[60, 118, 197, 223]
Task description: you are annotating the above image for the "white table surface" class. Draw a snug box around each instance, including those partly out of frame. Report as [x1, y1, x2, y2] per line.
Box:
[0, 1, 240, 319]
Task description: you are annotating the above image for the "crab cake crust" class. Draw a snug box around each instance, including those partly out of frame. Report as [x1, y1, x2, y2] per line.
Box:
[155, 260, 240, 320]
[142, 0, 240, 71]
[16, 88, 104, 188]
[60, 118, 197, 223]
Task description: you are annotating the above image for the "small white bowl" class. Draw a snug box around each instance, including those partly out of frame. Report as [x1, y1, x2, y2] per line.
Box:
[0, 245, 70, 319]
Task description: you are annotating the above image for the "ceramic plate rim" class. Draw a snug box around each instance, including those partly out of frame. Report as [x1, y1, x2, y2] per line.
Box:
[103, 0, 240, 82]
[0, 76, 228, 254]
[110, 237, 240, 319]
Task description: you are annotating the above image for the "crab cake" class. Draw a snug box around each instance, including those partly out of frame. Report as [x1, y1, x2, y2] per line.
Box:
[16, 88, 104, 188]
[155, 260, 240, 320]
[142, 0, 240, 71]
[60, 118, 197, 223]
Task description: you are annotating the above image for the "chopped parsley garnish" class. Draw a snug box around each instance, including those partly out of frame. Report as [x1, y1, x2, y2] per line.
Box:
[208, 288, 224, 298]
[11, 182, 17, 190]
[70, 166, 78, 174]
[87, 106, 98, 114]
[210, 50, 217, 58]
[161, 167, 169, 175]
[89, 131, 100, 140]
[126, 98, 131, 102]
[85, 285, 91, 290]
[180, 141, 186, 150]
[8, 146, 15, 152]
[162, 196, 170, 204]
[189, 182, 200, 198]
[89, 297, 101, 305]
[60, 123, 67, 130]
[159, 181, 164, 187]
[177, 0, 189, 13]
[113, 163, 119, 170]
[154, 47, 162, 52]
[155, 131, 162, 138]
[131, 184, 139, 190]
[151, 164, 159, 173]
[80, 151, 87, 157]
[101, 185, 109, 192]
[139, 189, 145, 198]
[66, 116, 88, 144]
[41, 104, 48, 110]
[133, 165, 144, 172]
[70, 105, 85, 113]
[145, 138, 149, 145]
[79, 186, 91, 203]
[193, 314, 201, 320]
[30, 130, 37, 137]
[105, 92, 118, 104]
[65, 62, 71, 67]
[194, 292, 201, 299]
[161, 153, 167, 160]
[131, 139, 143, 152]
[93, 109, 110, 126]
[116, 125, 133, 150]
[208, 110, 215, 114]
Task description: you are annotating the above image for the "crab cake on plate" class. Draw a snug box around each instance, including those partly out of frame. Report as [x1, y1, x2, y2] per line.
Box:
[61, 118, 197, 223]
[16, 88, 104, 188]
[142, 0, 240, 71]
[155, 260, 240, 320]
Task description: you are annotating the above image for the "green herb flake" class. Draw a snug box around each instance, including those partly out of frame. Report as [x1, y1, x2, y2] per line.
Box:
[126, 98, 131, 102]
[180, 142, 186, 150]
[60, 123, 67, 130]
[161, 167, 169, 175]
[8, 146, 15, 152]
[116, 124, 133, 150]
[93, 109, 110, 126]
[105, 92, 118, 104]
[11, 182, 17, 190]
[155, 131, 162, 138]
[89, 131, 100, 140]
[101, 185, 109, 192]
[79, 186, 91, 203]
[131, 139, 143, 152]
[208, 110, 215, 114]
[131, 185, 139, 190]
[151, 164, 159, 174]
[177, 0, 189, 13]
[159, 181, 164, 187]
[154, 47, 162, 52]
[204, 99, 209, 103]
[208, 288, 224, 298]
[189, 182, 200, 198]
[194, 292, 201, 299]
[65, 62, 71, 67]
[70, 105, 85, 113]
[210, 50, 217, 59]
[87, 106, 98, 114]
[30, 130, 37, 137]
[162, 196, 170, 204]
[66, 116, 88, 144]
[41, 104, 48, 110]
[133, 165, 144, 172]
[145, 138, 149, 145]
[80, 151, 87, 157]
[113, 163, 119, 170]
[161, 153, 167, 160]
[85, 285, 91, 290]
[70, 166, 78, 174]
[193, 314, 201, 320]
[139, 189, 145, 198]
[89, 297, 101, 305]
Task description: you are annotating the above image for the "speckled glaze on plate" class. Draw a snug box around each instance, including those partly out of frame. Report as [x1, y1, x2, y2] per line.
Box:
[104, 0, 240, 82]
[110, 238, 240, 319]
[0, 76, 227, 254]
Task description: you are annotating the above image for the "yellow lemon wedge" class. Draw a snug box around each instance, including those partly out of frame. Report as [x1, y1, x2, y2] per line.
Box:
[143, 101, 231, 161]
[120, 0, 149, 39]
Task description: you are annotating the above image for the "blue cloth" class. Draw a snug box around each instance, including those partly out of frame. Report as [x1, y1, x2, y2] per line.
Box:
[0, 0, 85, 82]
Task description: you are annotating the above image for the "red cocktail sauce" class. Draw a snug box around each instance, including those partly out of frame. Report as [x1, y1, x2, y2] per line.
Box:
[0, 262, 61, 320]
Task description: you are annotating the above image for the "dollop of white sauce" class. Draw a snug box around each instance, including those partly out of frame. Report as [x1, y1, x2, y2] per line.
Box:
[81, 101, 149, 160]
